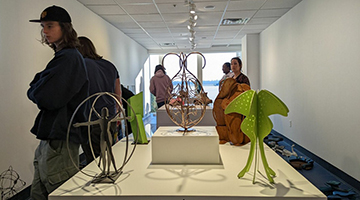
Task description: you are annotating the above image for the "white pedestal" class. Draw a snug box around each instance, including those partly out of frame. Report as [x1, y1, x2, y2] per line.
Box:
[151, 126, 220, 164]
[49, 133, 327, 200]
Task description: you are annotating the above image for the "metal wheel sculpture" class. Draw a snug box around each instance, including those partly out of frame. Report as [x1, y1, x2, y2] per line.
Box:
[163, 52, 207, 132]
[67, 92, 138, 183]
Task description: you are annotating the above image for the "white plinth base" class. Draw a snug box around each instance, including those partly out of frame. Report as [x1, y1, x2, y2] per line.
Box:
[151, 126, 220, 164]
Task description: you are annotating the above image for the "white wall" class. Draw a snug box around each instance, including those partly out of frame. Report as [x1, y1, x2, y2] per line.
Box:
[242, 34, 260, 90]
[0, 0, 148, 188]
[260, 0, 360, 181]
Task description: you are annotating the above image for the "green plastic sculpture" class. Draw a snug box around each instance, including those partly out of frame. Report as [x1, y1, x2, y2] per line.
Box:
[224, 89, 289, 184]
[128, 92, 148, 144]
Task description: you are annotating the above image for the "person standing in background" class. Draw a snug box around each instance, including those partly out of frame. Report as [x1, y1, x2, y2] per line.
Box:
[150, 64, 173, 108]
[28, 5, 89, 200]
[77, 36, 121, 165]
[231, 57, 250, 87]
[218, 62, 234, 91]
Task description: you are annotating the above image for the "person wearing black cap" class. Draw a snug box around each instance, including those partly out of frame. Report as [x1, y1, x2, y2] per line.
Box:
[27, 5, 88, 200]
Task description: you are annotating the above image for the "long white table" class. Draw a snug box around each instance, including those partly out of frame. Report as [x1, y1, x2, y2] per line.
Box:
[156, 105, 216, 128]
[49, 126, 326, 200]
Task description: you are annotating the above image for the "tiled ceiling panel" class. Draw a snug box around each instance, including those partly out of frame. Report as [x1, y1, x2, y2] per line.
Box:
[77, 0, 302, 52]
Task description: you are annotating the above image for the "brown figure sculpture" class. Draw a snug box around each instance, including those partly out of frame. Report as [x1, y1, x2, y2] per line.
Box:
[213, 78, 251, 146]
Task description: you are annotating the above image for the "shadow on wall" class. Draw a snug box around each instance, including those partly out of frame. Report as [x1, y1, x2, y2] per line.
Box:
[270, 115, 288, 132]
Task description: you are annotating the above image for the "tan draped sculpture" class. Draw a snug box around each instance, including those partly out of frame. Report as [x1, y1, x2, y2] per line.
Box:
[213, 78, 251, 146]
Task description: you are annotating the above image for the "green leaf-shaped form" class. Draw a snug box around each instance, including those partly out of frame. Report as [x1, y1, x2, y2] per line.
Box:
[225, 90, 257, 179]
[225, 90, 255, 116]
[224, 89, 289, 184]
[225, 90, 256, 139]
[258, 90, 289, 117]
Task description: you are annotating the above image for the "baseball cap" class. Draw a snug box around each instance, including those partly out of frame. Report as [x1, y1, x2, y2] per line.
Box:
[29, 5, 71, 23]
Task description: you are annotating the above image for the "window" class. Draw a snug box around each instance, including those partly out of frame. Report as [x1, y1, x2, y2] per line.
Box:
[146, 52, 239, 112]
[202, 52, 237, 103]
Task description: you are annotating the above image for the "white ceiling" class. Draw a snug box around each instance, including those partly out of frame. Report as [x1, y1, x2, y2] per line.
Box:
[77, 0, 302, 53]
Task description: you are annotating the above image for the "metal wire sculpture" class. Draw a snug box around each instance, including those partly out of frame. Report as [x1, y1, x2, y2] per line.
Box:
[67, 92, 138, 183]
[0, 166, 26, 200]
[163, 52, 207, 132]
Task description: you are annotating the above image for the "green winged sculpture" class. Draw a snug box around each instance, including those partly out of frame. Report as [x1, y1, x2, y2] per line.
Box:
[224, 89, 289, 184]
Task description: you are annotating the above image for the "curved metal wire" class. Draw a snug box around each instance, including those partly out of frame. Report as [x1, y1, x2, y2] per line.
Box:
[66, 92, 138, 180]
[0, 166, 26, 199]
[162, 52, 207, 132]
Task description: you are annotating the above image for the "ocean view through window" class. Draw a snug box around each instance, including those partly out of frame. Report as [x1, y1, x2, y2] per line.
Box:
[147, 52, 239, 112]
[202, 52, 238, 105]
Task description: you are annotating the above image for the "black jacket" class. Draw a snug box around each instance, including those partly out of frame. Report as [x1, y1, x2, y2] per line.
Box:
[27, 48, 89, 144]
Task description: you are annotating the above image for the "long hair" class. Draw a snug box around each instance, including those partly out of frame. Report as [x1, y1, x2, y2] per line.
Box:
[41, 22, 80, 52]
[77, 36, 102, 60]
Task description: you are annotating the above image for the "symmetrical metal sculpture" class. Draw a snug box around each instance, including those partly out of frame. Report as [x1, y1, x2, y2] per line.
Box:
[67, 92, 138, 183]
[163, 52, 207, 132]
[225, 89, 289, 184]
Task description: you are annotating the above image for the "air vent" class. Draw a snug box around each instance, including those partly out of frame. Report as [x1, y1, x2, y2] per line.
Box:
[204, 5, 215, 10]
[159, 43, 176, 47]
[211, 44, 241, 48]
[229, 44, 241, 47]
[211, 44, 228, 48]
[221, 18, 250, 25]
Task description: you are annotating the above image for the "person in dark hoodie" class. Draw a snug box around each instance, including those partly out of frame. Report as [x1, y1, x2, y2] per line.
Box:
[77, 36, 121, 165]
[149, 64, 173, 108]
[28, 5, 88, 200]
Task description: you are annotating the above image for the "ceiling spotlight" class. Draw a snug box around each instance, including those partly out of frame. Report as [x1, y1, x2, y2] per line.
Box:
[189, 14, 197, 22]
[187, 1, 198, 50]
[189, 3, 196, 14]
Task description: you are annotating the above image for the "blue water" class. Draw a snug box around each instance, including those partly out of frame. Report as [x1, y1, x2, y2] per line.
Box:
[203, 84, 219, 107]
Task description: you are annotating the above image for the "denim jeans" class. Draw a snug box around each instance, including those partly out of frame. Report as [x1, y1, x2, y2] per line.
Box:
[30, 140, 79, 200]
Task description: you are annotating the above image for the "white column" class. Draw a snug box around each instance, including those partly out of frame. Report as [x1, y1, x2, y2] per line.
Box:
[197, 54, 203, 84]
[242, 34, 260, 90]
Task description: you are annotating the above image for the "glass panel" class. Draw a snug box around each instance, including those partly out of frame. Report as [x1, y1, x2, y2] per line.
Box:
[135, 68, 142, 94]
[202, 52, 237, 103]
[163, 53, 198, 79]
[186, 54, 197, 77]
[149, 55, 160, 113]
[143, 57, 150, 115]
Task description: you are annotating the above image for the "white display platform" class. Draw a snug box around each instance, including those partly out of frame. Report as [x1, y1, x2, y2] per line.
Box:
[49, 126, 326, 200]
[151, 126, 220, 164]
[156, 105, 216, 128]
